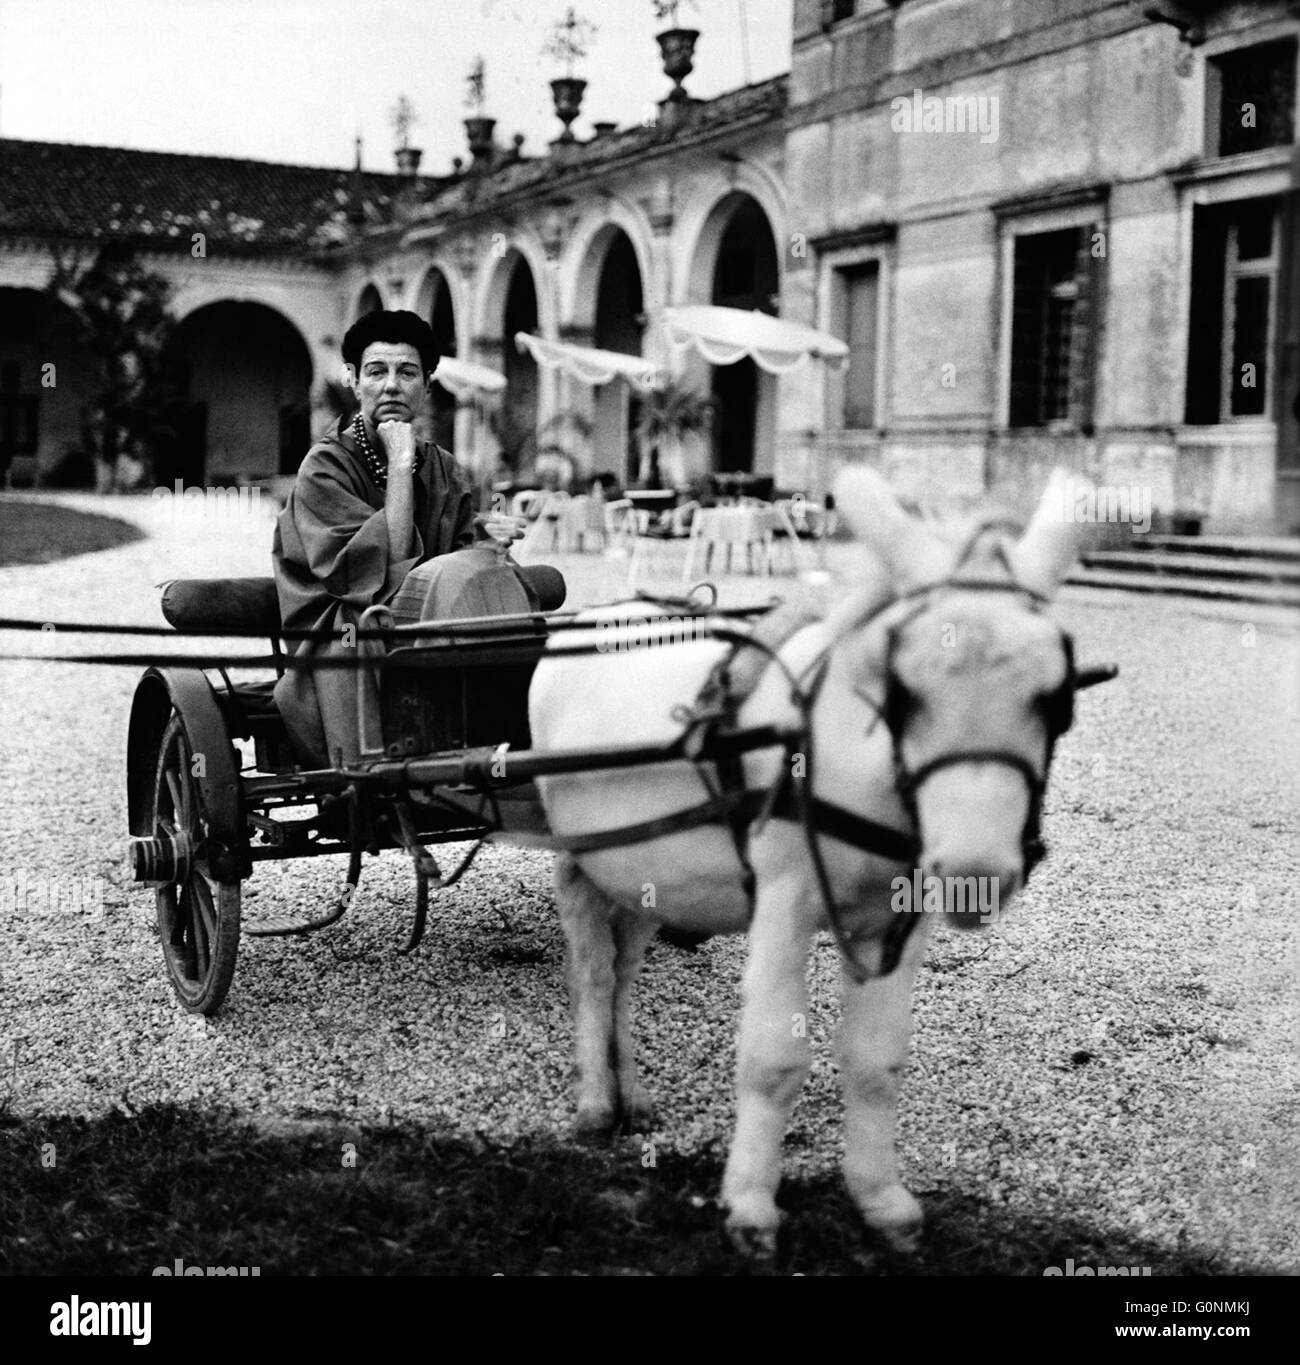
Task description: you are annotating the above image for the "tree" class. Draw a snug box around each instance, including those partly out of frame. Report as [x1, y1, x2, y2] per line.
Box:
[390, 95, 419, 149]
[635, 380, 715, 487]
[46, 243, 182, 488]
[465, 56, 487, 114]
[652, 0, 698, 29]
[543, 8, 597, 78]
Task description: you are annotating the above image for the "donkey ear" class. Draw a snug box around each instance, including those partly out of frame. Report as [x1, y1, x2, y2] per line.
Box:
[833, 467, 948, 585]
[1007, 469, 1095, 597]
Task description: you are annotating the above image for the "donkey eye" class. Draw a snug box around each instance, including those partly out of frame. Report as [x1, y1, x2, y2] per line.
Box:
[1033, 687, 1072, 735]
[886, 682, 919, 731]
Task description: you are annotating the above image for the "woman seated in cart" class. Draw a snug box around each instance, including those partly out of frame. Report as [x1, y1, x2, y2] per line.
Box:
[272, 310, 535, 767]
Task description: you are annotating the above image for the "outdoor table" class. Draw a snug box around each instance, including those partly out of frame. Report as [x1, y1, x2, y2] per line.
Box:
[625, 490, 676, 514]
[681, 504, 804, 580]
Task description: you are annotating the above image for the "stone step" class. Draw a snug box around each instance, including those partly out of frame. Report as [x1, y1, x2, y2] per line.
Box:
[1065, 566, 1300, 608]
[1121, 534, 1300, 561]
[1081, 549, 1300, 584]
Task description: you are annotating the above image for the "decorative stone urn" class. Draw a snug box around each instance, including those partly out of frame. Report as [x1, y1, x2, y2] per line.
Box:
[549, 77, 587, 143]
[656, 28, 699, 102]
[463, 116, 497, 164]
[394, 146, 423, 178]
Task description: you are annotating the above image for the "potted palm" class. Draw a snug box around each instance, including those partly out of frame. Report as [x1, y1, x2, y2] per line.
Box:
[390, 95, 422, 178]
[653, 0, 700, 103]
[635, 380, 715, 488]
[544, 8, 597, 144]
[463, 57, 495, 163]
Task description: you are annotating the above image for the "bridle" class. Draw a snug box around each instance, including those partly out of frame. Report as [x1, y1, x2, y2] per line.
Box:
[771, 523, 1112, 982]
[424, 524, 1114, 986]
[879, 583, 1079, 883]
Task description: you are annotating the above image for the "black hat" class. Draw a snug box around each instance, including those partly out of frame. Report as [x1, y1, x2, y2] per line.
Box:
[342, 310, 440, 377]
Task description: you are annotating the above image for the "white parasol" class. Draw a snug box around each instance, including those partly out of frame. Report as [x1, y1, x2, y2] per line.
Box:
[514, 332, 662, 391]
[432, 355, 507, 400]
[663, 305, 849, 375]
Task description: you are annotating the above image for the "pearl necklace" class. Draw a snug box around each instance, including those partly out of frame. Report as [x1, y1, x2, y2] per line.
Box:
[351, 413, 425, 490]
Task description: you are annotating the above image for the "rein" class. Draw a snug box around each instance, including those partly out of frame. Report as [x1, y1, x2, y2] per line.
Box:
[627, 537, 1111, 984]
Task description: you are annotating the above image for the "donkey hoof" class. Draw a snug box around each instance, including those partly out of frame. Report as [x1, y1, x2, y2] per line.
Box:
[854, 1183, 924, 1254]
[874, 1219, 923, 1256]
[725, 1219, 780, 1261]
[573, 1104, 619, 1142]
[619, 1090, 654, 1134]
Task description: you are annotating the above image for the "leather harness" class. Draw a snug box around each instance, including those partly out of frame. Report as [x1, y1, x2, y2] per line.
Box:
[519, 535, 1113, 983]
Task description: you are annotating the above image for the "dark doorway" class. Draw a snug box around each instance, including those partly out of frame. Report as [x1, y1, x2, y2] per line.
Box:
[593, 231, 644, 486]
[428, 271, 457, 451]
[502, 257, 539, 468]
[711, 360, 758, 474]
[164, 301, 312, 482]
[279, 402, 311, 475]
[710, 196, 779, 474]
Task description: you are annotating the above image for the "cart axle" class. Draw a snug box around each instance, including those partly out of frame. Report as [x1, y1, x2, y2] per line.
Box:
[126, 834, 192, 885]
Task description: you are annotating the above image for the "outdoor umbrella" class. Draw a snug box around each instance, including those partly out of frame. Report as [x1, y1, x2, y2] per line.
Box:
[514, 332, 661, 390]
[663, 304, 848, 374]
[663, 304, 849, 537]
[432, 355, 507, 400]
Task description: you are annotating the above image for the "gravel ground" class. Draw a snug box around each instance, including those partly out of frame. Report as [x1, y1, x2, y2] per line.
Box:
[1, 490, 1297, 1273]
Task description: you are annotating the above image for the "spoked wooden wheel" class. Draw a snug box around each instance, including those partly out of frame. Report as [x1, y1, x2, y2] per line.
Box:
[146, 716, 241, 1014]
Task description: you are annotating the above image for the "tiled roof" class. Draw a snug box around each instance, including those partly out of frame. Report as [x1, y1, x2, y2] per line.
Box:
[0, 139, 414, 252]
[0, 75, 787, 252]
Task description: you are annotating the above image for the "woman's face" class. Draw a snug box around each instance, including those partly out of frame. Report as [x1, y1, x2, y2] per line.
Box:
[350, 341, 430, 429]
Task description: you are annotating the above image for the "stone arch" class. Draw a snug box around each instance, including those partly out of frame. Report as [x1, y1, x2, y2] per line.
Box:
[0, 285, 98, 487]
[477, 248, 543, 469]
[561, 199, 657, 329]
[355, 281, 384, 317]
[415, 263, 459, 450]
[562, 222, 650, 486]
[474, 231, 554, 342]
[163, 299, 314, 481]
[414, 262, 460, 346]
[679, 188, 783, 477]
[679, 180, 785, 308]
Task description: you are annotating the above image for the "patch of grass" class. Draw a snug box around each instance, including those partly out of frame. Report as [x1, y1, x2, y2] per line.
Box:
[0, 1107, 1242, 1276]
[0, 499, 143, 567]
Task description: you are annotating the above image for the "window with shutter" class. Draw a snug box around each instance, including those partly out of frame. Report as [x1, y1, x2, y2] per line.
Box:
[1185, 198, 1279, 424]
[1008, 226, 1097, 429]
[1211, 39, 1297, 158]
[840, 263, 879, 429]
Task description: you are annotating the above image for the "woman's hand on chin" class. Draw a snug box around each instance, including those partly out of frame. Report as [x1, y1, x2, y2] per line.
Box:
[377, 419, 417, 472]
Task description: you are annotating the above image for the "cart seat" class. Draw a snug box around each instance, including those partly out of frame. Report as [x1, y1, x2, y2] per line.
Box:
[159, 567, 567, 638]
[161, 577, 281, 636]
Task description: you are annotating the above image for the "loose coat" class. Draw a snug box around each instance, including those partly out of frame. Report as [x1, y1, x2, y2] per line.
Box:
[271, 418, 474, 765]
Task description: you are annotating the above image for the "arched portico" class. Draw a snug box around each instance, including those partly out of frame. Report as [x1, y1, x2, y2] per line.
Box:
[681, 190, 782, 475]
[164, 300, 313, 481]
[416, 265, 458, 451]
[478, 248, 542, 471]
[566, 224, 647, 485]
[0, 286, 98, 487]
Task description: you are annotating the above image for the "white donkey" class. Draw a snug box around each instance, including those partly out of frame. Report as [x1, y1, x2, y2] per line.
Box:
[529, 468, 1096, 1255]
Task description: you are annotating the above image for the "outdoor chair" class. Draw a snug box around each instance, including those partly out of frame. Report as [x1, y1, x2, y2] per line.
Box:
[519, 491, 570, 554]
[626, 500, 699, 588]
[557, 492, 608, 553]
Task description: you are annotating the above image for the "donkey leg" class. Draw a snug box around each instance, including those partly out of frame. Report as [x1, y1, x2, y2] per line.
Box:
[837, 912, 933, 1251]
[555, 853, 621, 1137]
[721, 876, 816, 1257]
[611, 906, 658, 1132]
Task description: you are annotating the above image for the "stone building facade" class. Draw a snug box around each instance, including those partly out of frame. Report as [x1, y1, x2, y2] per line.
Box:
[1, 0, 1295, 530]
[780, 0, 1300, 530]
